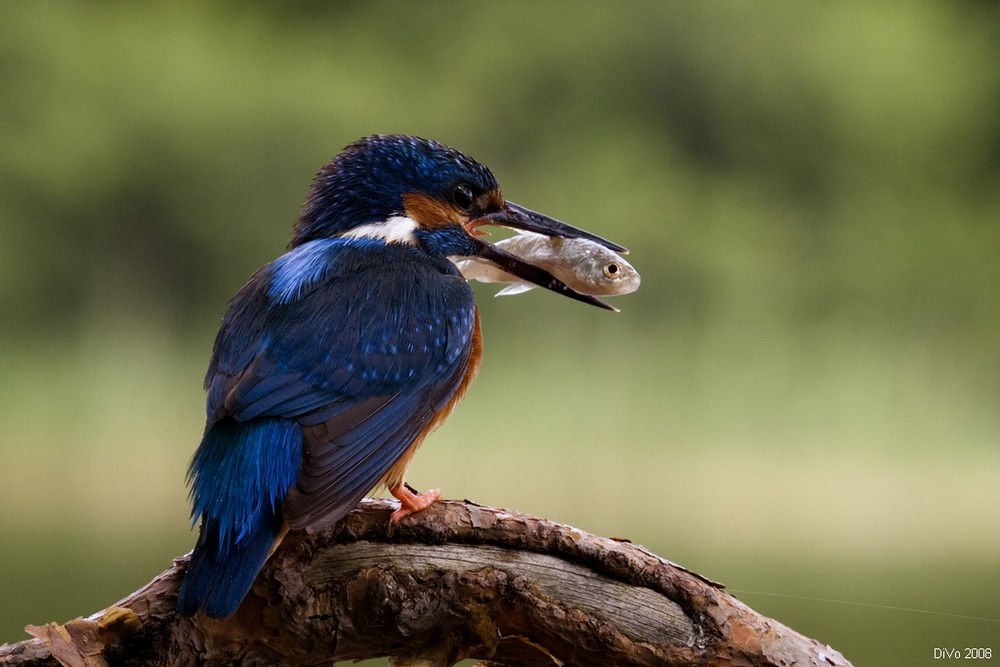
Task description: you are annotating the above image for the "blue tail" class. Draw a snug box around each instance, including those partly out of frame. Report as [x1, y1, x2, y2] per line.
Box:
[177, 417, 302, 618]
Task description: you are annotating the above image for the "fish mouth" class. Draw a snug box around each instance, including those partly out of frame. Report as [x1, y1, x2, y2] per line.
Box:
[468, 201, 626, 312]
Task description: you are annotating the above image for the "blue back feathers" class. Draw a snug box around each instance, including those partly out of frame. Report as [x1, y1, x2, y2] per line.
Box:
[269, 237, 364, 305]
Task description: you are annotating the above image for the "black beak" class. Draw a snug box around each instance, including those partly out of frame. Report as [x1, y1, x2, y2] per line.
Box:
[470, 201, 626, 312]
[482, 201, 628, 254]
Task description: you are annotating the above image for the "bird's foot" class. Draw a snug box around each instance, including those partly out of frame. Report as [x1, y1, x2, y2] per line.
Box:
[389, 484, 441, 524]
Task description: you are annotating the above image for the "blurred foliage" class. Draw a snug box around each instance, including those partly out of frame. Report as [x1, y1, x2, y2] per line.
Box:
[1, 2, 998, 664]
[2, 1, 998, 349]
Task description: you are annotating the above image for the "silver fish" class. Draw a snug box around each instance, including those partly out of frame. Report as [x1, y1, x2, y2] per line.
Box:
[455, 230, 640, 298]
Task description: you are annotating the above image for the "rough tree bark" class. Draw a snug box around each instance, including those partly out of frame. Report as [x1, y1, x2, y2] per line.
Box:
[0, 499, 852, 667]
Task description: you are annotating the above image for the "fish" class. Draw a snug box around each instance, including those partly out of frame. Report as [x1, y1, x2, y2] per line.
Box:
[455, 230, 640, 299]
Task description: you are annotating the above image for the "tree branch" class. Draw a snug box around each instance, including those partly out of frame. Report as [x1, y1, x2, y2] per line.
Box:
[0, 499, 852, 666]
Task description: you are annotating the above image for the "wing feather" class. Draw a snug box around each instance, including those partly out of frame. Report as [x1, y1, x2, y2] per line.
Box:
[203, 240, 476, 534]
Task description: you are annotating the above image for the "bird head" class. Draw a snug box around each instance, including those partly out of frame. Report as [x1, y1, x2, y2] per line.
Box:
[293, 134, 626, 309]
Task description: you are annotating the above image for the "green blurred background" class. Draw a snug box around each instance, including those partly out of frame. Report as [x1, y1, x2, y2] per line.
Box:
[1, 2, 998, 665]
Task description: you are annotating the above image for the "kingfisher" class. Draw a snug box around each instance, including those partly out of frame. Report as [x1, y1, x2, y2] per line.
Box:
[177, 134, 625, 618]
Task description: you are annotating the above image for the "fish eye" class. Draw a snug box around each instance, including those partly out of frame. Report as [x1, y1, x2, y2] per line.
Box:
[452, 183, 475, 212]
[603, 263, 620, 278]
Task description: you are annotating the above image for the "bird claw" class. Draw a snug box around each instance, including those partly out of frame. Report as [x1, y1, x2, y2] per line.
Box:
[389, 486, 441, 524]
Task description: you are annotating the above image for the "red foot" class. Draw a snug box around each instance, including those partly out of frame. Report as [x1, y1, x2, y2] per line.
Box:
[389, 485, 441, 524]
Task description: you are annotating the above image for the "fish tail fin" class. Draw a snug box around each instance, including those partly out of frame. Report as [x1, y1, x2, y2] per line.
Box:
[495, 283, 535, 297]
[177, 417, 302, 618]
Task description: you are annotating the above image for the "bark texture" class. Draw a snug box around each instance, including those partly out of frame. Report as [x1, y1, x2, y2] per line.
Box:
[0, 499, 852, 666]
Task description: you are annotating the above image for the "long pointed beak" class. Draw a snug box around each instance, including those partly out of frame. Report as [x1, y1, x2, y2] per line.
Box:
[472, 237, 618, 312]
[482, 201, 628, 254]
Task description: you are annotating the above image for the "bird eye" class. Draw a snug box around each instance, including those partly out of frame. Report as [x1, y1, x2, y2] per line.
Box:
[452, 184, 475, 212]
[604, 263, 620, 278]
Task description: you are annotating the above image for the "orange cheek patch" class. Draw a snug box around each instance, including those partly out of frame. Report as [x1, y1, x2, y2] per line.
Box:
[402, 192, 462, 229]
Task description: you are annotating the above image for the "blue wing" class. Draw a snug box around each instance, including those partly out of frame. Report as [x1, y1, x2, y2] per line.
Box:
[179, 238, 476, 617]
[206, 238, 477, 529]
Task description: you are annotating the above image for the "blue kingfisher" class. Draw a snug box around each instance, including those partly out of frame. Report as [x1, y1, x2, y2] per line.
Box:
[177, 134, 625, 618]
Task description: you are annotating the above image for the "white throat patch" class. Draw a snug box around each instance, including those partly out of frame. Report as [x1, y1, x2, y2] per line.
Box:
[338, 215, 419, 245]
